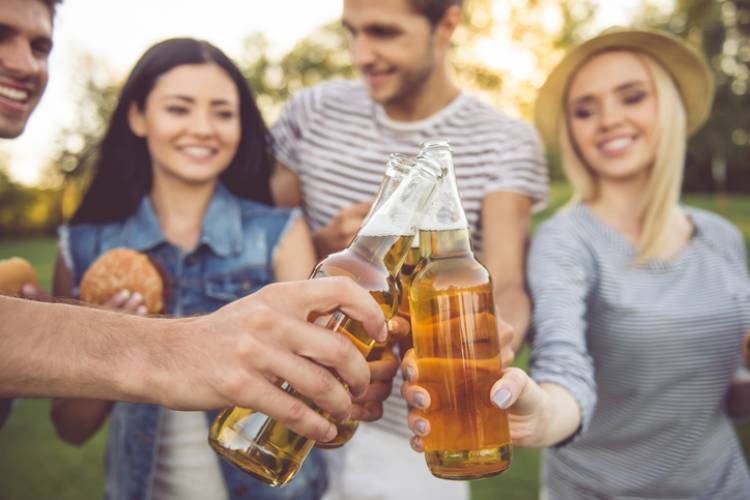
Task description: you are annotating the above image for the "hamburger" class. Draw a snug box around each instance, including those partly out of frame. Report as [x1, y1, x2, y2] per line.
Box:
[0, 257, 39, 295]
[80, 248, 165, 314]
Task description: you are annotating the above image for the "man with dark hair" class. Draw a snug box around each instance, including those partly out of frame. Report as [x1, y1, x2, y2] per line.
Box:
[270, 0, 548, 497]
[0, 0, 388, 442]
[0, 0, 55, 138]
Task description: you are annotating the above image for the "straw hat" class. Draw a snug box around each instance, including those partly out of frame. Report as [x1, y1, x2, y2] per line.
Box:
[534, 26, 715, 152]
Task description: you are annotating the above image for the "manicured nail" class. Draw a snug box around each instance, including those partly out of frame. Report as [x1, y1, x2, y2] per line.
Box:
[413, 391, 428, 409]
[415, 419, 428, 435]
[410, 436, 421, 451]
[491, 388, 512, 409]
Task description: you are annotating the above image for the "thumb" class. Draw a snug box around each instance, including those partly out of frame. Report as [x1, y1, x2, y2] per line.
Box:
[489, 367, 530, 410]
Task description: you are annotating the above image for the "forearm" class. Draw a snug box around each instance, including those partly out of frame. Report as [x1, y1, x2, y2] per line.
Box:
[493, 283, 531, 354]
[0, 295, 181, 403]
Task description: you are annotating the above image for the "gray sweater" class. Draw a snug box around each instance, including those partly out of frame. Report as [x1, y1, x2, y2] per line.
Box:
[528, 203, 750, 500]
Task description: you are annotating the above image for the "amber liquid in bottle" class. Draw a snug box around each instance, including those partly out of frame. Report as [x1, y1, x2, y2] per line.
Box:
[410, 228, 512, 480]
[208, 234, 410, 484]
[316, 235, 413, 449]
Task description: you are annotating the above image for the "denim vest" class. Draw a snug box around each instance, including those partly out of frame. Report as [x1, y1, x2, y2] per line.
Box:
[61, 183, 327, 500]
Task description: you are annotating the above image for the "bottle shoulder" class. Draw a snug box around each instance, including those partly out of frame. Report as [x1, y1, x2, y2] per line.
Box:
[411, 255, 491, 291]
[314, 249, 396, 293]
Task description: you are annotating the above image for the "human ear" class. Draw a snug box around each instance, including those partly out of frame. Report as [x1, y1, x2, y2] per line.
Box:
[435, 5, 461, 45]
[127, 102, 147, 138]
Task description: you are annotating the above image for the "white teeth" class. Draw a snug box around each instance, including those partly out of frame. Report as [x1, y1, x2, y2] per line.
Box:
[600, 137, 633, 154]
[180, 146, 214, 158]
[0, 85, 29, 102]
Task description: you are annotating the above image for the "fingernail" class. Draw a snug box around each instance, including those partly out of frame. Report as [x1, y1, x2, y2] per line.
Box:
[131, 292, 143, 302]
[324, 424, 337, 442]
[409, 436, 420, 451]
[415, 419, 428, 435]
[491, 388, 512, 409]
[136, 305, 148, 315]
[413, 391, 428, 409]
[404, 365, 416, 382]
[379, 322, 388, 342]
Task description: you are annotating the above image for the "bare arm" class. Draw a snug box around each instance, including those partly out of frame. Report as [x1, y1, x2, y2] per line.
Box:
[273, 216, 317, 282]
[480, 191, 533, 354]
[271, 160, 303, 208]
[50, 253, 114, 445]
[0, 277, 388, 442]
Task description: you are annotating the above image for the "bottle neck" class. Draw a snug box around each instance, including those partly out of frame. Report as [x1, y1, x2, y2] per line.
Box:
[353, 159, 441, 271]
[419, 228, 473, 259]
[419, 156, 468, 232]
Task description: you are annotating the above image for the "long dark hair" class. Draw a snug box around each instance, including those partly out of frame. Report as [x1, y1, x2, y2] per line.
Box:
[71, 38, 272, 224]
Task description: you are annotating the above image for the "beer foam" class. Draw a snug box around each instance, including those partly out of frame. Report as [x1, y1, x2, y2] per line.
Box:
[358, 212, 413, 237]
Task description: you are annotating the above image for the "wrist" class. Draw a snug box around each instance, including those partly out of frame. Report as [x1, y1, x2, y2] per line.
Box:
[114, 315, 191, 406]
[535, 387, 556, 447]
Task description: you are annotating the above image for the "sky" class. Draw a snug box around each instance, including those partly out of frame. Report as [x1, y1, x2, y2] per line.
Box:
[2, 0, 671, 186]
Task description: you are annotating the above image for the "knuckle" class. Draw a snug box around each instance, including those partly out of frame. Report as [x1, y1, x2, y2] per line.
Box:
[311, 367, 339, 398]
[283, 399, 308, 425]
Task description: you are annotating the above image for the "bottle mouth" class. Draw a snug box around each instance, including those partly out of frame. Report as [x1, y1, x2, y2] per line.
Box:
[419, 139, 452, 152]
[385, 153, 416, 177]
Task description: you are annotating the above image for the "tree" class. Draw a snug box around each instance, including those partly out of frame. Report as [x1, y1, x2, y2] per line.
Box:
[638, 0, 750, 192]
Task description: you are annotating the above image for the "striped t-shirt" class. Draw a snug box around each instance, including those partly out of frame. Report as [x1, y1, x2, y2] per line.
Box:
[270, 79, 549, 438]
[528, 204, 750, 499]
[270, 79, 549, 255]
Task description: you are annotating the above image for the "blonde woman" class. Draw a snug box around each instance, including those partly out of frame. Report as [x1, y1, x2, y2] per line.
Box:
[401, 27, 750, 498]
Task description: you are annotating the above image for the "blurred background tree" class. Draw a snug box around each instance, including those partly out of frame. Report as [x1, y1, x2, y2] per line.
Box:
[3, 0, 748, 237]
[637, 0, 750, 193]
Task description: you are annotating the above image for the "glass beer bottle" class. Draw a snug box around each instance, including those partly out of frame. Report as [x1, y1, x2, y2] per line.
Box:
[409, 140, 512, 480]
[317, 152, 416, 450]
[208, 153, 444, 486]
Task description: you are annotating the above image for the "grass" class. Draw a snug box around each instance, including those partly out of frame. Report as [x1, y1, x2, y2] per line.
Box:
[0, 185, 748, 500]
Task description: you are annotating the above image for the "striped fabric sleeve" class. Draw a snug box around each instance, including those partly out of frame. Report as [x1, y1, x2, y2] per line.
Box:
[485, 120, 549, 213]
[270, 89, 313, 174]
[527, 217, 598, 438]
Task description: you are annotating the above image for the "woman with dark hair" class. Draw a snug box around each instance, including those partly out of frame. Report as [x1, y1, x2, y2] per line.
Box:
[50, 38, 325, 500]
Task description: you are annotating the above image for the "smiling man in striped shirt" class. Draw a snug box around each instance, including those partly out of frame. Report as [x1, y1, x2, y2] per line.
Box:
[270, 0, 548, 498]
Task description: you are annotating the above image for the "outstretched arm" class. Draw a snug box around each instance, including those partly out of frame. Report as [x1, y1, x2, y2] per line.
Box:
[1, 276, 387, 442]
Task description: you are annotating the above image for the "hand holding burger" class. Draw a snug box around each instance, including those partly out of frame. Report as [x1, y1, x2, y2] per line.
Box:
[0, 257, 39, 296]
[80, 248, 165, 314]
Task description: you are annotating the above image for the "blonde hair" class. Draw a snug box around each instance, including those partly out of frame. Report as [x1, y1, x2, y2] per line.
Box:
[559, 50, 687, 263]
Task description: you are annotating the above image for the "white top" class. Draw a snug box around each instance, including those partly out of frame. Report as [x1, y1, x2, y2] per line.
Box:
[150, 410, 229, 500]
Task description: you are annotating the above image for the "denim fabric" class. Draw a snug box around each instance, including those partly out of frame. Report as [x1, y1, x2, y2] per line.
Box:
[62, 183, 327, 500]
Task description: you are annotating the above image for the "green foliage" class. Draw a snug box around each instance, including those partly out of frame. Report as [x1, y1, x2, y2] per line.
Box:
[638, 0, 750, 192]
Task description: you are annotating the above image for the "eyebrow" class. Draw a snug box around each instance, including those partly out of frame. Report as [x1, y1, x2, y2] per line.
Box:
[569, 80, 648, 106]
[341, 19, 401, 33]
[162, 95, 235, 106]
